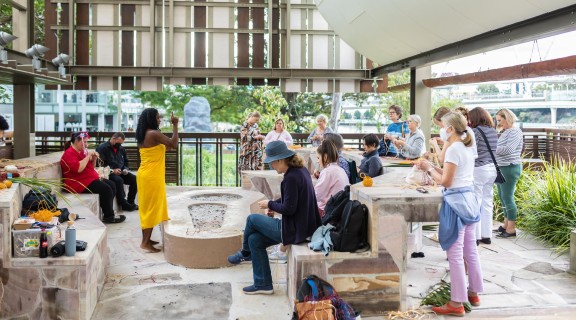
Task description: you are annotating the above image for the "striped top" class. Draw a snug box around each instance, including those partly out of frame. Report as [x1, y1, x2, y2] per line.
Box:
[496, 127, 523, 166]
[473, 126, 498, 167]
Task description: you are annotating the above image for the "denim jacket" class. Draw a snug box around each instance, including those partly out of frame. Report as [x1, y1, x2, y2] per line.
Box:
[438, 186, 480, 251]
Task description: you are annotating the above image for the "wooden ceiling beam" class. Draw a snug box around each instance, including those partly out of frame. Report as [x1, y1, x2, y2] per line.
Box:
[387, 83, 410, 92]
[422, 55, 576, 88]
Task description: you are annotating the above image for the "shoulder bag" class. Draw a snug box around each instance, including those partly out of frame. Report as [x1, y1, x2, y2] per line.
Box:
[476, 127, 506, 184]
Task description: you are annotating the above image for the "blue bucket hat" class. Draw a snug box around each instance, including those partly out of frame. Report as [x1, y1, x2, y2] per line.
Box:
[263, 141, 296, 164]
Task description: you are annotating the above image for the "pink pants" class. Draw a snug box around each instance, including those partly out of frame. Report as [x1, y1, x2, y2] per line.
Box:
[446, 223, 484, 302]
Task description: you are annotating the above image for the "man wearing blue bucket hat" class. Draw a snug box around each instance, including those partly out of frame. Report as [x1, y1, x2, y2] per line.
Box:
[228, 140, 321, 294]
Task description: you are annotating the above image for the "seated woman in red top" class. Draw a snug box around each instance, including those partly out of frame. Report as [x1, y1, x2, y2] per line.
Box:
[60, 132, 126, 224]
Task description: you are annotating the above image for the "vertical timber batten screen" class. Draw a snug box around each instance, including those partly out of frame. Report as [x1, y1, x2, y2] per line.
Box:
[45, 0, 368, 91]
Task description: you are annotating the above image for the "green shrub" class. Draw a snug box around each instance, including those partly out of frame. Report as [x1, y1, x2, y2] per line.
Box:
[494, 157, 576, 253]
[518, 158, 576, 254]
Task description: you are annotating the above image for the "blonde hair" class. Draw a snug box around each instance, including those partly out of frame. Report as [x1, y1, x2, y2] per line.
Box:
[441, 111, 472, 147]
[433, 107, 451, 122]
[496, 108, 516, 130]
[284, 154, 304, 168]
[454, 106, 469, 120]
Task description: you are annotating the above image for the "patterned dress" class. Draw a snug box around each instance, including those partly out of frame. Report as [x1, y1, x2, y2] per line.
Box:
[238, 121, 263, 171]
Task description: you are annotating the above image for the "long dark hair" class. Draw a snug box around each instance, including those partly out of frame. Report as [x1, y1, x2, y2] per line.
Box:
[0, 115, 9, 131]
[136, 108, 159, 144]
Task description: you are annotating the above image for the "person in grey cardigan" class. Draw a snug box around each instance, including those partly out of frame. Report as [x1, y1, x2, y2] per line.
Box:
[393, 114, 425, 159]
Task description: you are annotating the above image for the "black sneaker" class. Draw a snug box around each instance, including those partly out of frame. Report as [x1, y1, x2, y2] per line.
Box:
[242, 284, 273, 295]
[103, 215, 126, 224]
[479, 238, 492, 245]
[121, 203, 136, 212]
[128, 202, 139, 210]
[496, 231, 516, 238]
[493, 226, 505, 233]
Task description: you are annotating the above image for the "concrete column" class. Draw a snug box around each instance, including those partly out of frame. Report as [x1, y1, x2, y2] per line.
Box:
[13, 84, 35, 159]
[81, 91, 87, 131]
[98, 113, 105, 131]
[11, 0, 33, 52]
[411, 66, 432, 142]
[550, 107, 557, 126]
[58, 89, 64, 131]
[570, 230, 576, 275]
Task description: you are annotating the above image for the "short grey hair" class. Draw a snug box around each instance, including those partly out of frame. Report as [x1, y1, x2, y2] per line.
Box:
[316, 114, 328, 123]
[408, 114, 422, 128]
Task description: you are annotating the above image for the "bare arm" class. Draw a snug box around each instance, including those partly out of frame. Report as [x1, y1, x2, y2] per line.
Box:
[144, 113, 179, 149]
[77, 151, 98, 173]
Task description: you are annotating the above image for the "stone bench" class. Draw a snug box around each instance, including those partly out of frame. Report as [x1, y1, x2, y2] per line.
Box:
[286, 166, 443, 317]
[0, 153, 110, 320]
[286, 201, 387, 315]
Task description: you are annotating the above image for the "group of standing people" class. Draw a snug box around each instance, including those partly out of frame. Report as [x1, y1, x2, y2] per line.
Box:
[415, 106, 523, 316]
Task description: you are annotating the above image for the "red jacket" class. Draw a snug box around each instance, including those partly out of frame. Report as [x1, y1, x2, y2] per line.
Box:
[60, 147, 99, 193]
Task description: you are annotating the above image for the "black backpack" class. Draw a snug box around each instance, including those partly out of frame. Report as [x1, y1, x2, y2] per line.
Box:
[293, 275, 357, 320]
[347, 160, 359, 184]
[321, 185, 350, 226]
[22, 188, 58, 214]
[330, 200, 369, 253]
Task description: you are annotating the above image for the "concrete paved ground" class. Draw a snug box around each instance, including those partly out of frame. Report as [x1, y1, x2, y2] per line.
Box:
[92, 209, 576, 320]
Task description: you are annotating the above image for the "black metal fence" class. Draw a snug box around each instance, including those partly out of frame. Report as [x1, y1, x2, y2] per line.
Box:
[32, 129, 574, 186]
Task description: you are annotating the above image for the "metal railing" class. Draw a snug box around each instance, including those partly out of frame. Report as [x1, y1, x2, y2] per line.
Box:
[31, 129, 574, 186]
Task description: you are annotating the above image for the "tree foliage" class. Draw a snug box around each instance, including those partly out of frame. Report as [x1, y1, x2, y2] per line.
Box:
[476, 84, 500, 95]
[0, 0, 44, 45]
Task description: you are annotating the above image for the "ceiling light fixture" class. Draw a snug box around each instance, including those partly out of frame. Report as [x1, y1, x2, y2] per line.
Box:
[25, 44, 50, 72]
[52, 53, 70, 77]
[0, 32, 17, 64]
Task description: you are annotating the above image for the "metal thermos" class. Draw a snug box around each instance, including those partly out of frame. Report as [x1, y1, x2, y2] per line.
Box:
[65, 221, 76, 257]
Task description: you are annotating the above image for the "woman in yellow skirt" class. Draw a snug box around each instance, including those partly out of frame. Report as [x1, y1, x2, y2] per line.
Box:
[135, 108, 179, 252]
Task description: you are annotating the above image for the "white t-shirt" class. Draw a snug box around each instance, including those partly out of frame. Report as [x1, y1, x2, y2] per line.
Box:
[443, 141, 475, 189]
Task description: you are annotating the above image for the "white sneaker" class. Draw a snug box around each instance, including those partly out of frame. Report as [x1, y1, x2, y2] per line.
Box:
[268, 250, 287, 264]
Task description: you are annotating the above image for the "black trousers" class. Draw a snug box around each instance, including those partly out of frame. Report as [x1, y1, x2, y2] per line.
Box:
[109, 172, 137, 205]
[85, 179, 116, 219]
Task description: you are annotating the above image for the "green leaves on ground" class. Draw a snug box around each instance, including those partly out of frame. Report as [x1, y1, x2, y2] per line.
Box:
[420, 281, 472, 313]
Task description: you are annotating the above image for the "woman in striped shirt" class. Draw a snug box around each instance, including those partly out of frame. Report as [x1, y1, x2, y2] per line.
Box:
[494, 108, 524, 238]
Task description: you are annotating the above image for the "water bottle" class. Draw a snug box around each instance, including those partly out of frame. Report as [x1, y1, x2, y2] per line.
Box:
[39, 229, 48, 258]
[65, 221, 76, 257]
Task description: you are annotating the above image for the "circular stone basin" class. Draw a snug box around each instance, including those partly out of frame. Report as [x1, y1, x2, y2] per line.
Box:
[188, 203, 226, 231]
[189, 193, 242, 202]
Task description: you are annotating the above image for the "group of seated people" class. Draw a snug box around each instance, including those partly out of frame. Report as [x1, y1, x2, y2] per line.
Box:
[60, 131, 138, 224]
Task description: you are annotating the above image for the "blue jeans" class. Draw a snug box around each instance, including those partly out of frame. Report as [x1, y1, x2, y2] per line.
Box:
[242, 214, 282, 287]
